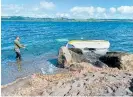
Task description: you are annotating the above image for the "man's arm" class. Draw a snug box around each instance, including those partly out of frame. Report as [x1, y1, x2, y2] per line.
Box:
[14, 40, 25, 48]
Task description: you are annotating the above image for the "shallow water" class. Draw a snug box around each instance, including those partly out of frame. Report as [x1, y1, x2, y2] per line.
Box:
[1, 21, 133, 85]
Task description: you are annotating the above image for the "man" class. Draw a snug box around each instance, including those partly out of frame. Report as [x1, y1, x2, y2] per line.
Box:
[14, 36, 25, 60]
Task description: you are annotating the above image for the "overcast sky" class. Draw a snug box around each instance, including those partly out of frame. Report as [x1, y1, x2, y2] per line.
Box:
[2, 0, 133, 19]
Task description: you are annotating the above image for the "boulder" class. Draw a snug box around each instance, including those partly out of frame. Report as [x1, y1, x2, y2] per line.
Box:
[58, 47, 107, 69]
[120, 54, 133, 70]
[99, 52, 133, 70]
[58, 46, 72, 68]
[58, 46, 84, 68]
[58, 47, 133, 71]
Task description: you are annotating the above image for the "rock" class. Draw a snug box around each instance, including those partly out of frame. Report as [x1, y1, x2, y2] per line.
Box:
[121, 54, 133, 71]
[69, 48, 85, 63]
[58, 47, 133, 71]
[69, 63, 83, 71]
[107, 86, 113, 94]
[50, 83, 71, 96]
[2, 69, 133, 96]
[58, 46, 72, 68]
[125, 88, 133, 95]
[58, 47, 107, 69]
[58, 47, 91, 69]
[100, 52, 133, 70]
[42, 90, 50, 96]
[129, 79, 133, 93]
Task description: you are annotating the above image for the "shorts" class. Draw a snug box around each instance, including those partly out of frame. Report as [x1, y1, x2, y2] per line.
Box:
[15, 48, 20, 53]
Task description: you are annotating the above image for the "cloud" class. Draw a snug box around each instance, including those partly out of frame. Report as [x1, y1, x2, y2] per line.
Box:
[70, 6, 107, 19]
[32, 1, 55, 12]
[70, 6, 106, 15]
[2, 4, 23, 10]
[2, 4, 24, 14]
[32, 7, 40, 11]
[70, 6, 95, 15]
[1, 1, 55, 16]
[96, 7, 106, 13]
[110, 7, 116, 13]
[69, 6, 133, 19]
[1, 3, 133, 19]
[70, 6, 106, 17]
[40, 1, 55, 10]
[117, 6, 133, 14]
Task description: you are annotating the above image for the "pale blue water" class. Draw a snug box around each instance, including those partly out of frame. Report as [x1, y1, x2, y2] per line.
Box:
[1, 21, 133, 85]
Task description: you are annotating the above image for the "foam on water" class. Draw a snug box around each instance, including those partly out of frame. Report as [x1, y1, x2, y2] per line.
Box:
[2, 45, 14, 50]
[56, 38, 69, 42]
[81, 37, 84, 39]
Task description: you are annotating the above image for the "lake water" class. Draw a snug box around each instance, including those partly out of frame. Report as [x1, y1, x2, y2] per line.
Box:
[1, 21, 133, 85]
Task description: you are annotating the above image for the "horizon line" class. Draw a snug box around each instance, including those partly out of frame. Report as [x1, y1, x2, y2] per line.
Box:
[1, 16, 133, 20]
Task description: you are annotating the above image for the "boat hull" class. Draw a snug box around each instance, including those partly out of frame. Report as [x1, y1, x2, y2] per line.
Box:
[66, 40, 110, 55]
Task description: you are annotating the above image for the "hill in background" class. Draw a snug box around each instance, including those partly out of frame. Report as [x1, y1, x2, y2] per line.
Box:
[2, 16, 133, 22]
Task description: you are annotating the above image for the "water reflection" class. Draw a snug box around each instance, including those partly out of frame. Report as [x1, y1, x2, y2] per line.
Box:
[16, 59, 22, 71]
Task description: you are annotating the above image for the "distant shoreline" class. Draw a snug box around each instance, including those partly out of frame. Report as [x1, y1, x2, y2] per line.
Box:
[2, 20, 133, 22]
[2, 16, 133, 22]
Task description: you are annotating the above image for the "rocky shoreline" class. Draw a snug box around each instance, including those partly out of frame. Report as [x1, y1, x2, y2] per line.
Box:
[1, 47, 133, 96]
[1, 67, 133, 96]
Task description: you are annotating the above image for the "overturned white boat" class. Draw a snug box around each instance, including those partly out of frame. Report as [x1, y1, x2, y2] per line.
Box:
[66, 40, 110, 55]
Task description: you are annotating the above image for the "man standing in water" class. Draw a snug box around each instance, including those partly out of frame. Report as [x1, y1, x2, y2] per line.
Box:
[14, 36, 25, 60]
